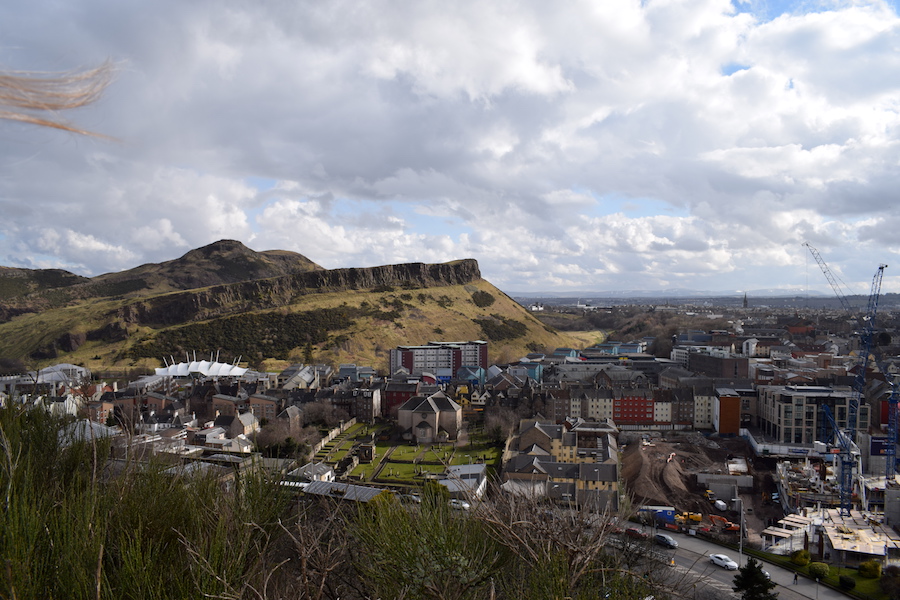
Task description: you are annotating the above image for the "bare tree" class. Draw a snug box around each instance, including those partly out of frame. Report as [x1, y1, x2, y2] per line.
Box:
[477, 493, 692, 600]
[272, 500, 356, 600]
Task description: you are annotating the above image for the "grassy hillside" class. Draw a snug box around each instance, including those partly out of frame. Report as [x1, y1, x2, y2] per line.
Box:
[0, 278, 581, 372]
[0, 241, 580, 372]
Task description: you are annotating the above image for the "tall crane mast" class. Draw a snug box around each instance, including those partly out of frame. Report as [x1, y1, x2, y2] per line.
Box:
[811, 257, 887, 514]
[819, 404, 862, 516]
[850, 264, 887, 441]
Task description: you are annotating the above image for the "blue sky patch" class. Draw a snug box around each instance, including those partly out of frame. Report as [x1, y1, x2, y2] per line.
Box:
[722, 63, 751, 76]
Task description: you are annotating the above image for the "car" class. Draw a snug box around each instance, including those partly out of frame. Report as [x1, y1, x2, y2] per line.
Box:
[710, 554, 738, 570]
[448, 499, 471, 511]
[399, 494, 421, 504]
[625, 527, 649, 540]
[654, 533, 678, 549]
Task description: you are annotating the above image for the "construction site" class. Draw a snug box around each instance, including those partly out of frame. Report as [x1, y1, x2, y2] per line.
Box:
[620, 430, 785, 547]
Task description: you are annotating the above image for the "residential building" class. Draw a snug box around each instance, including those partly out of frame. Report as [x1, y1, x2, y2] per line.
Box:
[757, 385, 870, 445]
[502, 418, 619, 509]
[248, 393, 281, 421]
[389, 341, 488, 375]
[713, 388, 741, 436]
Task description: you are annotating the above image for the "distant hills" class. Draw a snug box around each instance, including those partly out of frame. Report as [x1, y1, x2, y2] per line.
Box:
[507, 288, 829, 299]
[0, 240, 581, 371]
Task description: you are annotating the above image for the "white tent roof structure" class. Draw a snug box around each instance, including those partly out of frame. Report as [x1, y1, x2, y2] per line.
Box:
[35, 363, 91, 384]
[155, 360, 248, 378]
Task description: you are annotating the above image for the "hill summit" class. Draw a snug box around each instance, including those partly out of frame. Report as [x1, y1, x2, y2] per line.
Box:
[0, 241, 579, 370]
[90, 239, 323, 294]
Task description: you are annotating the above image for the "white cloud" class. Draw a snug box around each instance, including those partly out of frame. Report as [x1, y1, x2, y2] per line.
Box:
[2, 0, 900, 293]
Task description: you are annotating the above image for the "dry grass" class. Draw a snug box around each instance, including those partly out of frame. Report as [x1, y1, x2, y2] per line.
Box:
[2, 279, 583, 371]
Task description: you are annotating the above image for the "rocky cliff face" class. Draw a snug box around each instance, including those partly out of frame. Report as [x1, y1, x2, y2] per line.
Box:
[0, 240, 323, 317]
[117, 259, 482, 326]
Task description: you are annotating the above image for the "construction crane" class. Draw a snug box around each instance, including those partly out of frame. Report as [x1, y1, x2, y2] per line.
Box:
[819, 404, 863, 516]
[889, 385, 899, 480]
[849, 264, 887, 440]
[814, 263, 887, 515]
[804, 242, 855, 312]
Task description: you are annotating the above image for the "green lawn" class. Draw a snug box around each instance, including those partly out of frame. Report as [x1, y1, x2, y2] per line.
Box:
[824, 567, 885, 599]
[421, 447, 454, 464]
[343, 422, 366, 437]
[345, 436, 502, 485]
[389, 444, 420, 461]
[349, 461, 379, 481]
[331, 448, 350, 463]
[746, 549, 887, 600]
[379, 462, 446, 479]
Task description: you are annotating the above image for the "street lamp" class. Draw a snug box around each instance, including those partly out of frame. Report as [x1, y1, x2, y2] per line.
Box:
[733, 497, 744, 567]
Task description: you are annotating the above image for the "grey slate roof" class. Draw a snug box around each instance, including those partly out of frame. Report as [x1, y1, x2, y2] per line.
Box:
[398, 390, 462, 414]
[303, 481, 388, 503]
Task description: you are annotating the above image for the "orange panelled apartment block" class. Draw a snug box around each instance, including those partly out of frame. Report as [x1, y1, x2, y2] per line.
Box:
[713, 388, 741, 435]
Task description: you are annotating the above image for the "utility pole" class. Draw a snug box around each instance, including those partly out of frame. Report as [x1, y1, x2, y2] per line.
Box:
[733, 496, 744, 567]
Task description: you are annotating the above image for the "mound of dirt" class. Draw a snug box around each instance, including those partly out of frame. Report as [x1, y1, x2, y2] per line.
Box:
[621, 435, 751, 513]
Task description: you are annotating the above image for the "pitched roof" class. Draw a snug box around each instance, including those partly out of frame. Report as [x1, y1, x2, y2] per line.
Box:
[398, 391, 461, 414]
[303, 481, 388, 503]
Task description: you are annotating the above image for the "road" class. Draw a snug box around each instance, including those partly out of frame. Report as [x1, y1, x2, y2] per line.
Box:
[658, 530, 853, 600]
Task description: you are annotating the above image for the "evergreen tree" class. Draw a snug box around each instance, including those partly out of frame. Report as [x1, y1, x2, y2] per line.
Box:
[733, 557, 778, 600]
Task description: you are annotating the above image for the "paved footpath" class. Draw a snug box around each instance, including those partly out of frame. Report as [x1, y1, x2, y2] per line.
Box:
[673, 531, 852, 600]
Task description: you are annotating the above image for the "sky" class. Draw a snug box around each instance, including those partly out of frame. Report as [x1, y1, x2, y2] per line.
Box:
[2, 0, 900, 296]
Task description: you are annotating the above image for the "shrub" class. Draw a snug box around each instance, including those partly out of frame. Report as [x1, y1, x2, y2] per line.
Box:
[474, 316, 528, 341]
[839, 574, 857, 590]
[471, 290, 495, 308]
[879, 565, 900, 600]
[790, 549, 811, 566]
[881, 567, 900, 599]
[808, 562, 830, 580]
[860, 559, 883, 579]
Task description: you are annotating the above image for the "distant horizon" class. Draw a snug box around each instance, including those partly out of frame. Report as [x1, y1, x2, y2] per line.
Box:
[503, 288, 841, 299]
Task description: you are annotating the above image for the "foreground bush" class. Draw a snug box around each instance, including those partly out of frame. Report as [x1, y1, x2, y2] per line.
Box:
[808, 562, 830, 580]
[881, 565, 900, 599]
[860, 559, 883, 579]
[0, 405, 694, 600]
[0, 407, 284, 600]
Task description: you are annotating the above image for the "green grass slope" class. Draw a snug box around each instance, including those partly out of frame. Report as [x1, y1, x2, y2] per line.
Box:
[0, 273, 579, 372]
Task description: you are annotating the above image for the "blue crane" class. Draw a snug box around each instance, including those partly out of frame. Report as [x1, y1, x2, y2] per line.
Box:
[819, 403, 862, 516]
[848, 264, 887, 442]
[815, 263, 886, 515]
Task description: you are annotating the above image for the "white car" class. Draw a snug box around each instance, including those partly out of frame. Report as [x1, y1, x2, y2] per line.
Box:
[449, 499, 471, 511]
[710, 554, 738, 570]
